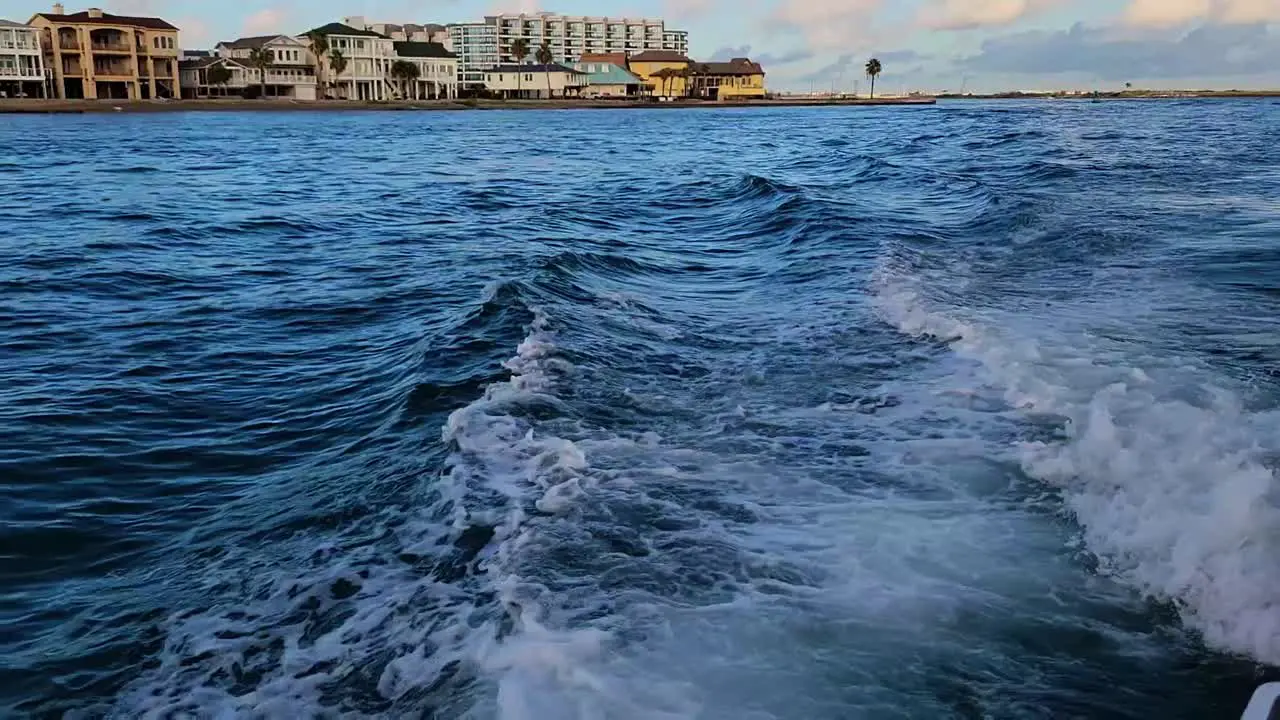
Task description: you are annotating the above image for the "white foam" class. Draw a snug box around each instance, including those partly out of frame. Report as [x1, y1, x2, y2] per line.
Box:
[874, 271, 1280, 664]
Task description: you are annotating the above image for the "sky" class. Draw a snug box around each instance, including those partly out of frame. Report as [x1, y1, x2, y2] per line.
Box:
[5, 0, 1280, 92]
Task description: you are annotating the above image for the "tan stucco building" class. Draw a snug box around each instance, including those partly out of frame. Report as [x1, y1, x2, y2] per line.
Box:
[29, 4, 180, 100]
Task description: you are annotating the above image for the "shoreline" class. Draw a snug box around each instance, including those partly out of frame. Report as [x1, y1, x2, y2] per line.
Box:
[0, 97, 937, 114]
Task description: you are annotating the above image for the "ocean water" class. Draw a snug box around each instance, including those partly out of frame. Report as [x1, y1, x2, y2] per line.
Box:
[2, 101, 1279, 718]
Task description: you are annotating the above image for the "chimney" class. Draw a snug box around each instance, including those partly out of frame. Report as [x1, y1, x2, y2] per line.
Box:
[87, 8, 104, 18]
[52, 3, 64, 14]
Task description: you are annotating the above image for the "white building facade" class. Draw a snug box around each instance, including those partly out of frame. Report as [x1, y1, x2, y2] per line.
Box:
[0, 19, 48, 97]
[211, 35, 316, 99]
[483, 63, 587, 99]
[391, 41, 457, 99]
[449, 13, 687, 92]
[304, 22, 395, 101]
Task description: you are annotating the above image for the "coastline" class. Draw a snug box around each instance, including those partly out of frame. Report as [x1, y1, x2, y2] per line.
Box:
[0, 97, 936, 114]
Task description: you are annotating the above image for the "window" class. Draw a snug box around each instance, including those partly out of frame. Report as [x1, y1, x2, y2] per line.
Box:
[525, 73, 532, 81]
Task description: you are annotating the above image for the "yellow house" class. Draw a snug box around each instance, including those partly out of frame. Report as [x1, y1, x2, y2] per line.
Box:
[29, 4, 180, 100]
[692, 58, 766, 100]
[627, 50, 690, 98]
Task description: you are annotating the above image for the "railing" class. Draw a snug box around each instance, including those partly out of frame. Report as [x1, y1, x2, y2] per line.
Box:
[0, 66, 45, 77]
[0, 42, 39, 51]
[91, 42, 132, 53]
[58, 39, 80, 50]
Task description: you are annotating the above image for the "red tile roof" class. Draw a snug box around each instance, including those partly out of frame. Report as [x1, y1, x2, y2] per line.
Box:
[627, 50, 690, 63]
[33, 11, 177, 30]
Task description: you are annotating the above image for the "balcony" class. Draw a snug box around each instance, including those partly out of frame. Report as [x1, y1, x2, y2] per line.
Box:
[57, 38, 80, 51]
[91, 42, 132, 54]
[0, 65, 43, 78]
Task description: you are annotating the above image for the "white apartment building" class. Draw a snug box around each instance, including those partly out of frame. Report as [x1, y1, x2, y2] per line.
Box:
[303, 21, 396, 100]
[210, 34, 316, 99]
[448, 13, 688, 91]
[0, 19, 48, 98]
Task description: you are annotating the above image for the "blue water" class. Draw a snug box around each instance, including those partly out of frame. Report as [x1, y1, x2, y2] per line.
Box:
[3, 101, 1279, 718]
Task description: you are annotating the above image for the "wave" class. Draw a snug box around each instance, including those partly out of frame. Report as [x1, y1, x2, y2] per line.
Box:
[873, 270, 1280, 665]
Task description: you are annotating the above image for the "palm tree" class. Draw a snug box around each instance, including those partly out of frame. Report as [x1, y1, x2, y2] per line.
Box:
[329, 49, 348, 100]
[248, 47, 273, 98]
[509, 38, 529, 98]
[652, 67, 672, 98]
[390, 59, 420, 100]
[681, 64, 698, 99]
[865, 57, 882, 99]
[306, 31, 329, 99]
[206, 62, 232, 97]
[535, 40, 554, 99]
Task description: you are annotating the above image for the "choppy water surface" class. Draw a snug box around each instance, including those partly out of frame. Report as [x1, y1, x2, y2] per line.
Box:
[3, 101, 1280, 718]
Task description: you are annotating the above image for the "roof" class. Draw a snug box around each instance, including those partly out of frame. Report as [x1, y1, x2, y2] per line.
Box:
[573, 61, 642, 86]
[697, 58, 765, 76]
[484, 63, 587, 74]
[628, 50, 690, 63]
[578, 52, 626, 66]
[216, 35, 286, 50]
[179, 56, 237, 70]
[31, 11, 177, 30]
[306, 22, 388, 38]
[0, 19, 32, 28]
[393, 41, 456, 59]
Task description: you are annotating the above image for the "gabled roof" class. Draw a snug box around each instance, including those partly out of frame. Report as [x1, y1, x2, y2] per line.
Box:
[696, 58, 765, 76]
[573, 61, 642, 85]
[628, 50, 689, 63]
[0, 19, 32, 28]
[31, 11, 177, 30]
[179, 56, 244, 71]
[306, 22, 388, 38]
[484, 63, 587, 75]
[578, 52, 627, 66]
[393, 41, 456, 59]
[216, 35, 298, 50]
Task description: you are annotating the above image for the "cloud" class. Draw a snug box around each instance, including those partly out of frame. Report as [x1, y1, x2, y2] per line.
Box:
[917, 0, 1056, 29]
[242, 8, 288, 37]
[665, 0, 717, 21]
[1124, 0, 1280, 26]
[877, 49, 928, 63]
[769, 0, 886, 51]
[961, 21, 1280, 79]
[709, 44, 814, 65]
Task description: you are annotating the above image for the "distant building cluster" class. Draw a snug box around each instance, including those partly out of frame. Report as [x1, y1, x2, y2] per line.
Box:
[1, 5, 767, 101]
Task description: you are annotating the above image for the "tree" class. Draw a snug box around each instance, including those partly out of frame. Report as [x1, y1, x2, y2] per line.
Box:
[865, 57, 882, 99]
[329, 49, 348, 99]
[306, 31, 329, 99]
[682, 64, 698, 99]
[248, 47, 273, 98]
[390, 59, 420, 100]
[652, 67, 672, 98]
[206, 62, 232, 97]
[535, 41, 555, 99]
[509, 38, 529, 98]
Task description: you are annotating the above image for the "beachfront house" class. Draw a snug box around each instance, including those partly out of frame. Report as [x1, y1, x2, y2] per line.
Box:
[212, 35, 316, 99]
[571, 53, 641, 97]
[391, 41, 458, 99]
[483, 62, 587, 99]
[302, 22, 396, 101]
[29, 4, 180, 100]
[178, 56, 248, 97]
[0, 19, 48, 98]
[627, 50, 690, 99]
[691, 57, 766, 100]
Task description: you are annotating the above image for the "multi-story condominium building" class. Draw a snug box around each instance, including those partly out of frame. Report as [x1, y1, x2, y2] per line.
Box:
[447, 22, 498, 89]
[213, 35, 317, 99]
[302, 22, 396, 101]
[449, 13, 688, 92]
[0, 19, 47, 98]
[29, 4, 180, 100]
[391, 41, 458, 99]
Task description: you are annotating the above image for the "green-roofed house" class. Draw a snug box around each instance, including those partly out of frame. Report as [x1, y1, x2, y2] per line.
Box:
[299, 22, 395, 100]
[571, 54, 644, 98]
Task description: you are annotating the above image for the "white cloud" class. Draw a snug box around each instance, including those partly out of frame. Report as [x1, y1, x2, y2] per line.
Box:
[918, 0, 1056, 29]
[769, 0, 886, 51]
[1123, 0, 1280, 26]
[243, 8, 288, 37]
